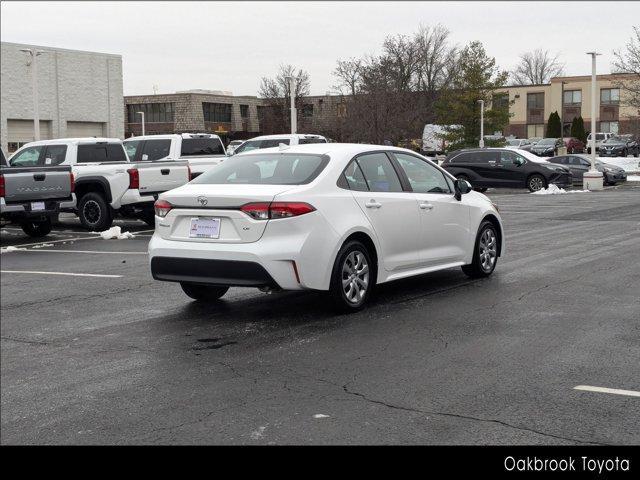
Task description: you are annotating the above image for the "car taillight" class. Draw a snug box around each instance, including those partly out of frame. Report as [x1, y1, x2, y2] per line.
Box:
[240, 202, 270, 220]
[127, 168, 139, 189]
[270, 202, 316, 218]
[187, 165, 192, 181]
[240, 202, 315, 220]
[154, 199, 172, 218]
[69, 172, 75, 193]
[0, 174, 5, 198]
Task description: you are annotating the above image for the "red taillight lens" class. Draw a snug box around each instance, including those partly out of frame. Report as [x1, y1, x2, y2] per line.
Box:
[69, 172, 75, 193]
[127, 168, 139, 189]
[0, 174, 5, 198]
[240, 202, 315, 220]
[269, 202, 316, 219]
[154, 199, 172, 218]
[187, 165, 192, 181]
[240, 202, 270, 220]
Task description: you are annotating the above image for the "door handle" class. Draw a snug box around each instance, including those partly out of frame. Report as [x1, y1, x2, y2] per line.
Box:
[161, 169, 170, 175]
[33, 174, 46, 181]
[419, 202, 434, 210]
[365, 200, 382, 209]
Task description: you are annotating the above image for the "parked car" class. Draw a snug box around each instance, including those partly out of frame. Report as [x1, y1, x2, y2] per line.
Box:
[505, 138, 533, 152]
[8, 138, 190, 230]
[123, 133, 226, 178]
[586, 132, 613, 154]
[149, 144, 504, 311]
[598, 135, 640, 157]
[530, 138, 563, 157]
[441, 148, 572, 192]
[563, 137, 585, 154]
[1, 148, 76, 237]
[231, 134, 327, 155]
[226, 140, 244, 155]
[529, 137, 543, 146]
[547, 154, 627, 186]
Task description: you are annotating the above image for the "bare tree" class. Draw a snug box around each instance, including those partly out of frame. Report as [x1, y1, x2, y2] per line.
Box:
[258, 64, 311, 134]
[333, 58, 362, 96]
[511, 49, 565, 85]
[414, 23, 458, 92]
[612, 26, 640, 113]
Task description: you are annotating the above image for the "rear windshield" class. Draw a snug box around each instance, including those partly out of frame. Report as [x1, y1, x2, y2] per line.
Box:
[234, 138, 290, 154]
[77, 144, 127, 163]
[192, 153, 329, 185]
[181, 138, 224, 156]
[299, 137, 327, 144]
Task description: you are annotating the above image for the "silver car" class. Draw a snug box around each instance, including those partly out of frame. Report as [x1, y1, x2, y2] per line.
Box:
[547, 154, 627, 186]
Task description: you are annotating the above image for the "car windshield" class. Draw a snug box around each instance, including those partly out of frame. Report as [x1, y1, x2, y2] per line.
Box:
[233, 140, 262, 154]
[538, 139, 556, 145]
[604, 137, 625, 144]
[507, 139, 520, 146]
[191, 153, 329, 185]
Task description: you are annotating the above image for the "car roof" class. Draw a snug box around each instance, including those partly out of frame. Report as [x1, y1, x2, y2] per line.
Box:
[236, 142, 421, 157]
[245, 133, 326, 141]
[124, 133, 221, 141]
[16, 137, 122, 147]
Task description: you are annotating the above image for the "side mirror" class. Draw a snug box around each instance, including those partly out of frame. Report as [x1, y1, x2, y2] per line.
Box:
[515, 158, 525, 166]
[454, 179, 473, 201]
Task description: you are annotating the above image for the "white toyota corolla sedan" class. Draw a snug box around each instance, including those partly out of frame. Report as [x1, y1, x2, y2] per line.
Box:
[149, 143, 504, 311]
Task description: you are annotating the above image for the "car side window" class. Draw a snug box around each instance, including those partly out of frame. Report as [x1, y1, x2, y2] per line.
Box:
[499, 150, 520, 165]
[392, 152, 451, 194]
[142, 139, 171, 161]
[356, 153, 403, 193]
[261, 139, 290, 149]
[342, 160, 369, 191]
[10, 146, 43, 167]
[43, 145, 68, 165]
[124, 140, 142, 161]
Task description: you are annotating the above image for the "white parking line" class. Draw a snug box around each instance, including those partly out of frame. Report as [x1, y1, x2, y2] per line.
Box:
[574, 385, 640, 398]
[1, 270, 122, 278]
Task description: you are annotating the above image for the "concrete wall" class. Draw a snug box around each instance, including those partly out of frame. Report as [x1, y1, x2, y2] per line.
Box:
[1, 42, 124, 152]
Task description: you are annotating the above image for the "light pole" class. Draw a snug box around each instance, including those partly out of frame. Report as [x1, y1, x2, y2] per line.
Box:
[20, 48, 46, 141]
[285, 75, 297, 134]
[559, 81, 567, 154]
[478, 99, 485, 148]
[585, 52, 603, 190]
[137, 111, 145, 136]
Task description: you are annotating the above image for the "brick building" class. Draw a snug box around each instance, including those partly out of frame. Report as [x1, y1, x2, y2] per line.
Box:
[124, 90, 265, 143]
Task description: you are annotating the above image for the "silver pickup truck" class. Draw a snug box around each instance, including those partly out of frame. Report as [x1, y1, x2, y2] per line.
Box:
[1, 149, 76, 237]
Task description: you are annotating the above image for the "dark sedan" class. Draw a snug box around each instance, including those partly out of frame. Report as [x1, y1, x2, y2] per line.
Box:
[547, 154, 627, 186]
[442, 148, 572, 192]
[530, 138, 563, 157]
[599, 135, 640, 157]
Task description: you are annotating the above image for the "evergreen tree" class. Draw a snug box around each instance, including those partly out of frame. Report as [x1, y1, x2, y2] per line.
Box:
[435, 41, 511, 150]
[570, 116, 587, 143]
[546, 111, 561, 137]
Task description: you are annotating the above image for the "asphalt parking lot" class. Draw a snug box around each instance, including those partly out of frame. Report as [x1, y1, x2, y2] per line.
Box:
[1, 184, 639, 445]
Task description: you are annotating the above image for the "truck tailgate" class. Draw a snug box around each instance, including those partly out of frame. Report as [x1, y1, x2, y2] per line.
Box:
[1, 166, 72, 203]
[136, 161, 190, 194]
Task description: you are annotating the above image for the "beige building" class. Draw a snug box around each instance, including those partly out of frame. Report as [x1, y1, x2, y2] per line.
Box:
[495, 73, 638, 139]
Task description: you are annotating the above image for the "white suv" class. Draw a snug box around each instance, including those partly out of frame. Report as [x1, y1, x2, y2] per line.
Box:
[586, 132, 613, 154]
[231, 134, 326, 155]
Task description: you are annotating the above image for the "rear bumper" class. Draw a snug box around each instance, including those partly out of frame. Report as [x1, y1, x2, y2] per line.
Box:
[1, 194, 76, 217]
[151, 257, 279, 288]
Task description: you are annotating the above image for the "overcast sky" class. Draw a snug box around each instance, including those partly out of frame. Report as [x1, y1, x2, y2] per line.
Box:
[1, 1, 637, 96]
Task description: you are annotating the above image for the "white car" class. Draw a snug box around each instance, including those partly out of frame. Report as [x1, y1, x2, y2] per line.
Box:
[149, 144, 504, 311]
[231, 134, 327, 155]
[226, 140, 244, 155]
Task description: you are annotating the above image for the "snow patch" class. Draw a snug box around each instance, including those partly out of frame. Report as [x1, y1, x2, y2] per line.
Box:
[99, 226, 135, 240]
[597, 156, 640, 173]
[31, 243, 54, 249]
[0, 246, 26, 254]
[532, 184, 590, 195]
[250, 426, 267, 440]
[627, 175, 640, 182]
[313, 414, 330, 419]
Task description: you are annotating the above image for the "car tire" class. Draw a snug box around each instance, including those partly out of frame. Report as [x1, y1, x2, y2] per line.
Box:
[21, 218, 52, 237]
[461, 221, 499, 279]
[527, 174, 547, 192]
[78, 192, 113, 231]
[623, 149, 628, 158]
[329, 240, 373, 313]
[180, 282, 229, 301]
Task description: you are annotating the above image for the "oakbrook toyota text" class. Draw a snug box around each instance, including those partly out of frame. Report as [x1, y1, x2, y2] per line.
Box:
[504, 456, 631, 473]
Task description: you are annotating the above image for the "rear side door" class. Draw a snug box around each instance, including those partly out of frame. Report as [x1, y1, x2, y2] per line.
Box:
[347, 152, 421, 272]
[568, 156, 590, 181]
[390, 152, 470, 266]
[494, 150, 527, 187]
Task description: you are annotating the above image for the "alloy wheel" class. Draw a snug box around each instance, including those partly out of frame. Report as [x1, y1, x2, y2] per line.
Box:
[83, 200, 102, 225]
[342, 251, 370, 304]
[479, 229, 497, 273]
[529, 176, 544, 191]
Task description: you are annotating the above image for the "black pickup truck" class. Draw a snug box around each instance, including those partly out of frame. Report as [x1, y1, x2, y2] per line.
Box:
[1, 149, 76, 237]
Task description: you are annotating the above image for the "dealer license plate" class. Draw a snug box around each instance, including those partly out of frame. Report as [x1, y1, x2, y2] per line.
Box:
[189, 217, 221, 239]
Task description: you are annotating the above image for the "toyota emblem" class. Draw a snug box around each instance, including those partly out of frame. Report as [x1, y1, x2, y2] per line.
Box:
[197, 196, 208, 206]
